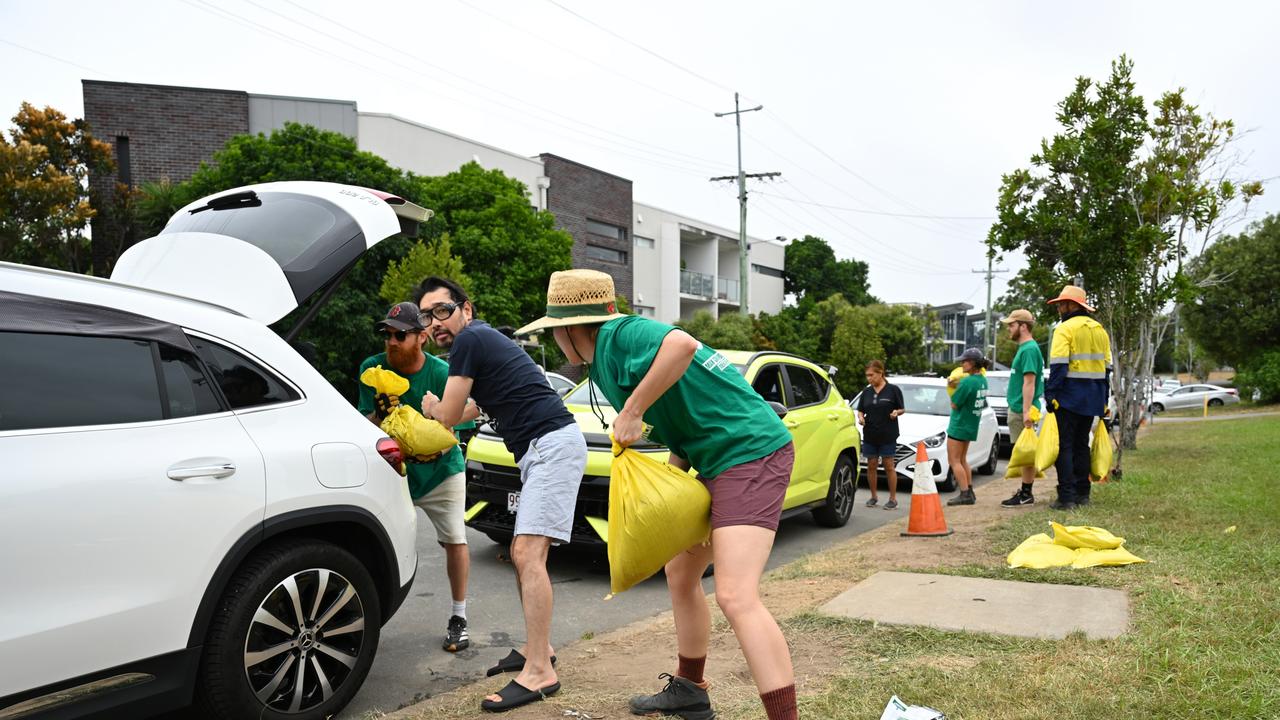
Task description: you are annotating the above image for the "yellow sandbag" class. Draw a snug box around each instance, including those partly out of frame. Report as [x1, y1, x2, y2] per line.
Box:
[1071, 546, 1146, 568]
[360, 365, 410, 396]
[1091, 419, 1114, 481]
[379, 405, 458, 458]
[1005, 465, 1046, 479]
[1051, 522, 1124, 550]
[1035, 412, 1059, 471]
[1007, 533, 1077, 568]
[608, 440, 711, 594]
[1009, 427, 1037, 470]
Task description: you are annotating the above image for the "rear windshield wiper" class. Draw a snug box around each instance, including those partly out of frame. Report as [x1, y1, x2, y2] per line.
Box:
[188, 190, 262, 214]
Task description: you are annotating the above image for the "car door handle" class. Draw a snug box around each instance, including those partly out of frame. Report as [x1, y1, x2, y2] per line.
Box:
[827, 413, 840, 421]
[167, 460, 236, 481]
[784, 420, 799, 428]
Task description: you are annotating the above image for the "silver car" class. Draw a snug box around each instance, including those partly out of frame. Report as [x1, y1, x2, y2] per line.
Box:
[1149, 383, 1240, 413]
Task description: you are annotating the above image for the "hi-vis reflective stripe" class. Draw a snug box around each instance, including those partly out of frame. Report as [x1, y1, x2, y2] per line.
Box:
[1049, 357, 1070, 365]
[1070, 353, 1106, 361]
[1067, 370, 1107, 379]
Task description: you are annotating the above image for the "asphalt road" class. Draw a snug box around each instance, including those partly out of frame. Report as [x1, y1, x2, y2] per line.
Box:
[339, 457, 1009, 718]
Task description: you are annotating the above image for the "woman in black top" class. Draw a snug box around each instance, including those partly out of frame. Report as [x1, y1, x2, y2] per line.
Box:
[856, 360, 906, 509]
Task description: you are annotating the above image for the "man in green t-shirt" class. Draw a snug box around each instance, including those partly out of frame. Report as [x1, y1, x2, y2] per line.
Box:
[1000, 309, 1045, 508]
[517, 270, 800, 720]
[357, 302, 479, 653]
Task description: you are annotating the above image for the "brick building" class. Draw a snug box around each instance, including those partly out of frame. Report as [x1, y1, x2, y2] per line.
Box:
[539, 154, 634, 304]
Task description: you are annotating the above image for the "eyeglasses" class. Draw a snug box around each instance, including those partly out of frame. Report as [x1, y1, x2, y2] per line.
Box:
[379, 329, 419, 342]
[420, 302, 460, 322]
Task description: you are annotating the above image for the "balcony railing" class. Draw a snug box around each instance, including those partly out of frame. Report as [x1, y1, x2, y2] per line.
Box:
[680, 269, 715, 298]
[717, 276, 740, 302]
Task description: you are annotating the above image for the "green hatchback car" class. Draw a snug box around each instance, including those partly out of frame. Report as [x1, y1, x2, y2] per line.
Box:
[462, 350, 860, 548]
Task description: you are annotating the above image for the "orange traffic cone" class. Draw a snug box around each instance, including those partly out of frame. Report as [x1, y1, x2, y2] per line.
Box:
[901, 442, 954, 537]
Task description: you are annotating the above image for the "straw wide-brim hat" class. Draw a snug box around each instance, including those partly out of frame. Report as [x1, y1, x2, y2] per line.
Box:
[1046, 284, 1095, 313]
[516, 269, 627, 335]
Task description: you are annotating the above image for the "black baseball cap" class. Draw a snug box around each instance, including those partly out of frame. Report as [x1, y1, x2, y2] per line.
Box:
[375, 302, 426, 332]
[960, 347, 985, 363]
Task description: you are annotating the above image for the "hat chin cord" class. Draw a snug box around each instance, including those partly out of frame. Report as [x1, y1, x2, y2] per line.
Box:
[567, 326, 609, 431]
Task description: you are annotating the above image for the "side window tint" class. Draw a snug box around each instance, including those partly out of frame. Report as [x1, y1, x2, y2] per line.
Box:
[786, 366, 827, 408]
[751, 364, 786, 404]
[0, 331, 162, 431]
[159, 344, 224, 418]
[192, 339, 299, 409]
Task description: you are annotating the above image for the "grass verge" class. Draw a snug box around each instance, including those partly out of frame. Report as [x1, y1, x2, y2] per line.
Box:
[792, 416, 1280, 719]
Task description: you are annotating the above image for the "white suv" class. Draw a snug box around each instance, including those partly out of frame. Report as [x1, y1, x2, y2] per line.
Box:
[0, 182, 428, 720]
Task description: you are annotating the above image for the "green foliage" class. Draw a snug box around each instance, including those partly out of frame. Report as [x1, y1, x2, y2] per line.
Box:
[782, 235, 876, 305]
[416, 162, 573, 327]
[1182, 214, 1280, 368]
[865, 304, 928, 374]
[380, 235, 470, 306]
[830, 305, 884, 397]
[994, 323, 1050, 367]
[677, 310, 756, 351]
[0, 103, 113, 273]
[1235, 350, 1280, 404]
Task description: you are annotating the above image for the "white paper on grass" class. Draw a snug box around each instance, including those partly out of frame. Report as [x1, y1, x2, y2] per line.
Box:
[879, 695, 947, 720]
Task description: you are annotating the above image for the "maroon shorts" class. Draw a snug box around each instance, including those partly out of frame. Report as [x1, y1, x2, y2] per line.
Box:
[699, 442, 795, 531]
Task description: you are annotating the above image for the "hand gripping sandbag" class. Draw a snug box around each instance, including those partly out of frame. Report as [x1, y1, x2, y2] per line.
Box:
[1008, 426, 1038, 471]
[608, 440, 711, 595]
[1090, 419, 1114, 481]
[1035, 411, 1060, 472]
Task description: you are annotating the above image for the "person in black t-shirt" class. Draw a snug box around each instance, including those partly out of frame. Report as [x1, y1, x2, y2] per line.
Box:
[414, 277, 586, 712]
[856, 360, 905, 509]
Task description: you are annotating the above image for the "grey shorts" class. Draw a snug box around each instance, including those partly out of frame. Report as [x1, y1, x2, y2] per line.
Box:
[513, 422, 587, 544]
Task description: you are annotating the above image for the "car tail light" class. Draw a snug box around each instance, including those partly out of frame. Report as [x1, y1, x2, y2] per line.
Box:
[376, 437, 404, 471]
[1227, 389, 1238, 396]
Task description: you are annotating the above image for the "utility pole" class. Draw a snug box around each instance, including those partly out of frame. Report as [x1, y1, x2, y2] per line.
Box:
[711, 92, 778, 315]
[972, 255, 1008, 358]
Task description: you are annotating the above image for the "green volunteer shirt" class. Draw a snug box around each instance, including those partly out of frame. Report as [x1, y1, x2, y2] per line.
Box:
[357, 351, 473, 499]
[947, 372, 988, 442]
[592, 315, 792, 478]
[1008, 339, 1045, 414]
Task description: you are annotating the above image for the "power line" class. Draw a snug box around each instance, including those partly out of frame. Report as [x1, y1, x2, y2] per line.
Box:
[0, 38, 106, 75]
[752, 190, 995, 220]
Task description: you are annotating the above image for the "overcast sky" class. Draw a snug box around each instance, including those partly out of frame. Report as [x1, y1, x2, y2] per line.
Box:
[3, 0, 1277, 307]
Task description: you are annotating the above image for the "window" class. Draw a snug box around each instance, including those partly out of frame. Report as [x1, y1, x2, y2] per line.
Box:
[0, 332, 163, 431]
[635, 236, 655, 249]
[163, 192, 339, 267]
[634, 305, 656, 317]
[192, 339, 299, 409]
[159, 344, 223, 418]
[115, 136, 132, 188]
[584, 244, 628, 264]
[586, 219, 626, 241]
[751, 263, 784, 279]
[751, 364, 786, 405]
[785, 366, 828, 408]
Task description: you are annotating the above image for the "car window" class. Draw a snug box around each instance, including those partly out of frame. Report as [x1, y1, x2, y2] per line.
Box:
[191, 338, 300, 409]
[159, 344, 225, 418]
[896, 383, 951, 416]
[985, 375, 1010, 396]
[0, 331, 163, 431]
[785, 366, 828, 408]
[751, 364, 787, 404]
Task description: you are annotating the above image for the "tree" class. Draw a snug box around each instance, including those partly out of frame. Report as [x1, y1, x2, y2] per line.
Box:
[865, 304, 928, 374]
[1182, 214, 1280, 370]
[986, 56, 1262, 472]
[416, 162, 574, 328]
[380, 235, 470, 306]
[678, 310, 756, 351]
[782, 235, 876, 305]
[0, 103, 112, 273]
[830, 305, 884, 397]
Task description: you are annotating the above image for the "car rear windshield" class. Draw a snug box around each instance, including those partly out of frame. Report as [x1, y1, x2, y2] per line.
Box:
[896, 383, 952, 416]
[985, 375, 1009, 395]
[163, 192, 340, 266]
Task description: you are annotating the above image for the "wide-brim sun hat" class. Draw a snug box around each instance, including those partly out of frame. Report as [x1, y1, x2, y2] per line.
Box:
[516, 269, 627, 335]
[1046, 284, 1095, 313]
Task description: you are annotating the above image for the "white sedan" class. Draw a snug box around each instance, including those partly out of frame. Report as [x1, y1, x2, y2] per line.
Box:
[1150, 383, 1240, 413]
[851, 376, 1000, 492]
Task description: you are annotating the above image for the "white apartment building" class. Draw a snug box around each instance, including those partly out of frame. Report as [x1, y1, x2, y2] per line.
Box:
[632, 202, 785, 323]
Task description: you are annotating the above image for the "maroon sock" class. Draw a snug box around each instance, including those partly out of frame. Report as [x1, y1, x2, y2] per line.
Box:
[676, 654, 706, 684]
[760, 684, 798, 720]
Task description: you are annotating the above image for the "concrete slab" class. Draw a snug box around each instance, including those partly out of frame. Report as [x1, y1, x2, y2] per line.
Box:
[820, 571, 1129, 640]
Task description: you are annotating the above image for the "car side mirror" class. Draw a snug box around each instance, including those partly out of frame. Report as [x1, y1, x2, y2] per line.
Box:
[767, 400, 788, 419]
[556, 386, 572, 398]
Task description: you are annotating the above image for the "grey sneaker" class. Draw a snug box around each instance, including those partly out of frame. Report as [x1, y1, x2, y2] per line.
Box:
[443, 615, 469, 652]
[946, 489, 976, 506]
[629, 673, 715, 719]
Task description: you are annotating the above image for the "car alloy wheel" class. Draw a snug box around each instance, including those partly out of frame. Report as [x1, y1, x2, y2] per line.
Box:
[1208, 398, 1224, 407]
[244, 568, 366, 714]
[813, 454, 856, 528]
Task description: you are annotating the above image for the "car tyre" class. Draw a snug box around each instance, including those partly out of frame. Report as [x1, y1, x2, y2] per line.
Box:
[1150, 402, 1165, 414]
[194, 540, 382, 720]
[484, 531, 515, 546]
[1208, 398, 1224, 407]
[812, 454, 856, 528]
[977, 436, 999, 476]
[937, 468, 957, 493]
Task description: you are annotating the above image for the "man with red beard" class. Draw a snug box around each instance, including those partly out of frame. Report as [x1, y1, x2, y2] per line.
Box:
[357, 301, 480, 653]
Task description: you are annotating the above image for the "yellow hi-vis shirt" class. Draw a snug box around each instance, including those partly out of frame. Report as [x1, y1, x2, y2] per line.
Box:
[1047, 313, 1112, 416]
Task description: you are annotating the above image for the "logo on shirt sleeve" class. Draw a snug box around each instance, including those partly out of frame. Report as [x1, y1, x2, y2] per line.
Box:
[701, 350, 731, 373]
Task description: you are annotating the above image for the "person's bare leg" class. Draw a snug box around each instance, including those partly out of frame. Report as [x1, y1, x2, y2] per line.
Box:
[443, 542, 468, 603]
[948, 438, 970, 491]
[665, 542, 715, 661]
[488, 534, 556, 701]
[886, 456, 899, 503]
[867, 457, 880, 502]
[711, 525, 794, 693]
[1020, 464, 1036, 487]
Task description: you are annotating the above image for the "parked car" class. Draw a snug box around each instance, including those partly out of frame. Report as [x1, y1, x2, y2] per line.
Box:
[0, 182, 429, 720]
[463, 350, 861, 547]
[851, 376, 1000, 492]
[545, 370, 577, 397]
[1150, 384, 1240, 413]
